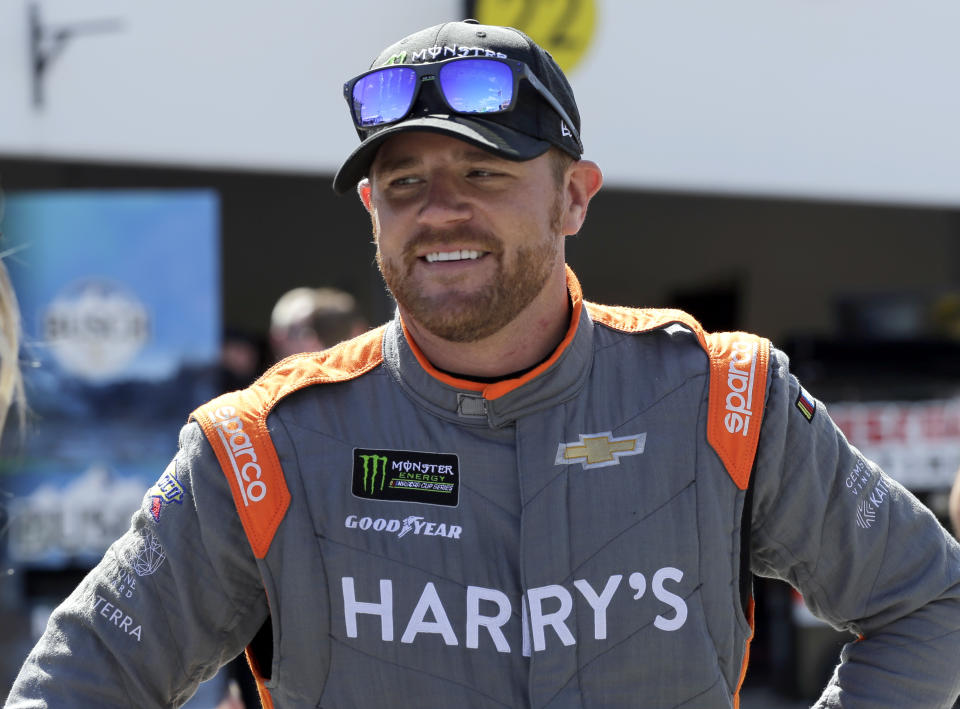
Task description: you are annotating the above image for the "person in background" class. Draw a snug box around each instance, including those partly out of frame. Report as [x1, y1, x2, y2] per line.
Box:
[0, 258, 25, 437]
[218, 288, 369, 709]
[268, 286, 369, 362]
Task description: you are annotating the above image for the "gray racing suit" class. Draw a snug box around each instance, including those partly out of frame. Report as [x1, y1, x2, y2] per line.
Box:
[8, 269, 960, 708]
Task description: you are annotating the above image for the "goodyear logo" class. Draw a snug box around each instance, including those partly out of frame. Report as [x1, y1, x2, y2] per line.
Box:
[352, 448, 459, 507]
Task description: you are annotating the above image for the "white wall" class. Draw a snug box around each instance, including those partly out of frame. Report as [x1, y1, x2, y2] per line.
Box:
[2, 1, 959, 206]
[575, 1, 960, 205]
[0, 2, 462, 171]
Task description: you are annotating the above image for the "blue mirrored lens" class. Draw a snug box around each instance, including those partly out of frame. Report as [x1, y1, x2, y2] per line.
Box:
[352, 67, 417, 127]
[438, 59, 513, 114]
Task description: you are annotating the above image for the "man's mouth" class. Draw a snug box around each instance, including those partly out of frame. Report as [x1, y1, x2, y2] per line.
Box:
[423, 249, 485, 263]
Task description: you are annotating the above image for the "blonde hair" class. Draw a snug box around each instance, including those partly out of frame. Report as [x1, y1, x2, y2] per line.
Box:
[0, 258, 25, 436]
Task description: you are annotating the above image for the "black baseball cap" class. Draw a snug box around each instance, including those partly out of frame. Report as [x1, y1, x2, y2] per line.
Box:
[332, 20, 583, 194]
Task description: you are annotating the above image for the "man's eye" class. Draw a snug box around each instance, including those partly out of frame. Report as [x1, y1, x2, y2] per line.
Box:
[389, 176, 420, 187]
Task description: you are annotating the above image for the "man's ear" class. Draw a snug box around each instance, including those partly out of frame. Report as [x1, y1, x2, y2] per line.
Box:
[357, 179, 373, 212]
[561, 160, 603, 236]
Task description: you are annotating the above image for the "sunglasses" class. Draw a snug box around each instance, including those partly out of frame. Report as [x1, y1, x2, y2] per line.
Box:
[343, 56, 583, 152]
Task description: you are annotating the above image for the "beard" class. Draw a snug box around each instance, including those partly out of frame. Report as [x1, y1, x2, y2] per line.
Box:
[375, 200, 563, 343]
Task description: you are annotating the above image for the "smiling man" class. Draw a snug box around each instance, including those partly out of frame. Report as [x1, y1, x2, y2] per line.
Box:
[363, 131, 595, 375]
[9, 20, 960, 709]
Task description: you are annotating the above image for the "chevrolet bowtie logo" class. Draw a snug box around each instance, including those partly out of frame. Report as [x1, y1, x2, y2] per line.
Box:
[555, 432, 647, 470]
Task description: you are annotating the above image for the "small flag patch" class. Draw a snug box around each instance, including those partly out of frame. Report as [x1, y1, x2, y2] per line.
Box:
[795, 387, 816, 422]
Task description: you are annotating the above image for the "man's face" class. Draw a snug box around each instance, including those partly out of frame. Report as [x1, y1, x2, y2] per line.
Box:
[365, 132, 566, 343]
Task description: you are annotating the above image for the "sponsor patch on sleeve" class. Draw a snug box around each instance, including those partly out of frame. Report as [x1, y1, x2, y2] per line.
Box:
[795, 386, 817, 423]
[705, 332, 770, 490]
[144, 460, 186, 522]
[130, 531, 167, 577]
[352, 448, 459, 507]
[93, 594, 143, 642]
[844, 456, 890, 530]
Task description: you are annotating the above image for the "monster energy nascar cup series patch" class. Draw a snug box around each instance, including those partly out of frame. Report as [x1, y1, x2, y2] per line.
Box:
[352, 448, 459, 507]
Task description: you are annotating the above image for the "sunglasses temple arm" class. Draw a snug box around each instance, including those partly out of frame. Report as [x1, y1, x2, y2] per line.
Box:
[525, 72, 584, 153]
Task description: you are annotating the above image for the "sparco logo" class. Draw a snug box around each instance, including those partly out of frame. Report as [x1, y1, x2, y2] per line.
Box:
[344, 514, 462, 540]
[723, 340, 759, 436]
[212, 406, 266, 506]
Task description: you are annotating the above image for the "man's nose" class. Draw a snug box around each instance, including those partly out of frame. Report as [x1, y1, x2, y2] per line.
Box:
[417, 174, 471, 227]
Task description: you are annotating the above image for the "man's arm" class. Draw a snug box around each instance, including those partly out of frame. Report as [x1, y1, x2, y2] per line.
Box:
[749, 349, 960, 709]
[6, 422, 269, 708]
[949, 465, 960, 539]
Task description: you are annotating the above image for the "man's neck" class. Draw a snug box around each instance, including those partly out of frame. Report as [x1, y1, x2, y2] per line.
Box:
[400, 270, 571, 379]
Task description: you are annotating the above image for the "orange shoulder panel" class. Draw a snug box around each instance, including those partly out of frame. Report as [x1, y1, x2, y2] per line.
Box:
[586, 302, 769, 489]
[191, 326, 386, 558]
[704, 331, 770, 490]
[585, 302, 707, 341]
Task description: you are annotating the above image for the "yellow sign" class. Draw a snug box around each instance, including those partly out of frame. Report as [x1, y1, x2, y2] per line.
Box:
[474, 0, 597, 73]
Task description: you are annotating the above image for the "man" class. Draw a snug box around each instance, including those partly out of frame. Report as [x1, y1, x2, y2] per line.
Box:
[268, 286, 368, 362]
[8, 20, 960, 709]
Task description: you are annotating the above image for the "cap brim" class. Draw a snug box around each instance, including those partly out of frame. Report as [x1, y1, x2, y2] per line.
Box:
[332, 115, 552, 194]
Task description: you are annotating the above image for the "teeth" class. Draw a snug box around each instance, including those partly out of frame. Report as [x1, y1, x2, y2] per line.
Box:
[425, 250, 482, 263]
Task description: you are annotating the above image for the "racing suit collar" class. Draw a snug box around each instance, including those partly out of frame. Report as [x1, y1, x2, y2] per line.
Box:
[383, 266, 594, 427]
